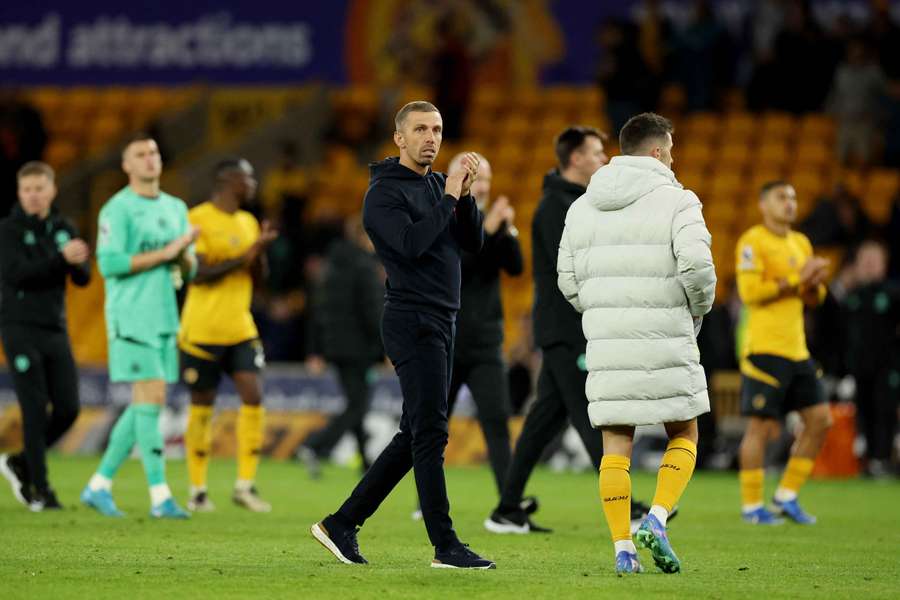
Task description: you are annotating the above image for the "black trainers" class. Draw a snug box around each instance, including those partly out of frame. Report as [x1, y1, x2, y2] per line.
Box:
[519, 496, 539, 515]
[432, 543, 496, 569]
[484, 508, 553, 534]
[30, 487, 62, 512]
[310, 516, 368, 564]
[0, 453, 32, 506]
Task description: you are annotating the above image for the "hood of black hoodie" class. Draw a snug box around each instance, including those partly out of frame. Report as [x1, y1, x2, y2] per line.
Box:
[541, 169, 586, 199]
[369, 156, 445, 185]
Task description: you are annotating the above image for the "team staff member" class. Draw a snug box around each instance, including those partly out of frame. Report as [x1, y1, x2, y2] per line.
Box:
[0, 161, 90, 511]
[310, 101, 495, 570]
[180, 158, 277, 513]
[446, 152, 522, 498]
[736, 181, 832, 525]
[486, 126, 658, 534]
[301, 215, 385, 477]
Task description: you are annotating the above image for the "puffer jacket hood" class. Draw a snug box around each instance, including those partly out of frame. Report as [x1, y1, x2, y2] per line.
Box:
[586, 155, 682, 212]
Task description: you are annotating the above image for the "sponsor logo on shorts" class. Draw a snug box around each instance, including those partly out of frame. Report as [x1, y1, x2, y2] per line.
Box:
[752, 394, 767, 410]
[183, 368, 199, 384]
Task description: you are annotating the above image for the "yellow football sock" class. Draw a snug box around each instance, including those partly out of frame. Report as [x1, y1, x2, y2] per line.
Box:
[237, 404, 265, 483]
[739, 468, 765, 508]
[652, 437, 697, 512]
[776, 457, 814, 499]
[186, 404, 213, 489]
[599, 455, 632, 542]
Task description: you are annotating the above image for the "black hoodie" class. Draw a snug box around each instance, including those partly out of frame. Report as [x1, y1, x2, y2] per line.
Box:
[362, 157, 484, 317]
[532, 170, 586, 349]
[0, 204, 90, 329]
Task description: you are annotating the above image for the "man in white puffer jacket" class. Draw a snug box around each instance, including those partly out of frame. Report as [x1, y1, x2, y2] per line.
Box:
[557, 113, 716, 576]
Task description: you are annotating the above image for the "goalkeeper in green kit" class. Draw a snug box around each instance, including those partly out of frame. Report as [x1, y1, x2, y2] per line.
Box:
[81, 133, 198, 519]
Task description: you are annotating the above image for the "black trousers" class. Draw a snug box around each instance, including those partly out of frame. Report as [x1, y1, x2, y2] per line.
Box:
[498, 342, 603, 512]
[335, 308, 458, 549]
[305, 361, 372, 466]
[448, 348, 512, 495]
[854, 368, 899, 462]
[1, 324, 80, 492]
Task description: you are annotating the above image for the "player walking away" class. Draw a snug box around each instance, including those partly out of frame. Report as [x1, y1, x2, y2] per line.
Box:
[736, 181, 832, 525]
[557, 113, 716, 575]
[485, 126, 662, 535]
[310, 101, 495, 569]
[180, 159, 278, 513]
[0, 161, 90, 511]
[446, 152, 521, 498]
[300, 215, 385, 478]
[80, 133, 198, 519]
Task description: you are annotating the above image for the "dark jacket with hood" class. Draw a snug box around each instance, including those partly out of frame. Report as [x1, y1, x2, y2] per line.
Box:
[456, 223, 523, 359]
[0, 204, 90, 330]
[532, 170, 586, 349]
[362, 157, 484, 317]
[309, 238, 385, 363]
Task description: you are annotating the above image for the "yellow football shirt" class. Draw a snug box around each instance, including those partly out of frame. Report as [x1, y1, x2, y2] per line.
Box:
[735, 224, 824, 362]
[179, 202, 260, 347]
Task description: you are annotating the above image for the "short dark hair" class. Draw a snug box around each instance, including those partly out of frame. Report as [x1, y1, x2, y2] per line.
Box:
[213, 158, 252, 189]
[759, 180, 791, 198]
[619, 112, 673, 155]
[121, 131, 155, 156]
[17, 161, 55, 181]
[395, 101, 440, 130]
[554, 126, 606, 169]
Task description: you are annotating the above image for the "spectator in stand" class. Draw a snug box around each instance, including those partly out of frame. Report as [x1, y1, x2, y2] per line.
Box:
[827, 38, 889, 165]
[0, 92, 47, 217]
[671, 0, 734, 111]
[800, 184, 873, 247]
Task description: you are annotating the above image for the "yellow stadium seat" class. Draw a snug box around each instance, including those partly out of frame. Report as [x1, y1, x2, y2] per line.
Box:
[865, 169, 900, 197]
[798, 114, 835, 142]
[718, 144, 751, 171]
[680, 142, 715, 170]
[837, 168, 866, 197]
[755, 142, 790, 170]
[722, 113, 756, 142]
[677, 169, 708, 196]
[45, 140, 79, 170]
[682, 112, 720, 142]
[760, 112, 796, 141]
[710, 172, 744, 197]
[792, 141, 832, 169]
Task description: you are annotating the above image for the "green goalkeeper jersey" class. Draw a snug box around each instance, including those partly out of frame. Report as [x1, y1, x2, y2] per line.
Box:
[96, 186, 192, 346]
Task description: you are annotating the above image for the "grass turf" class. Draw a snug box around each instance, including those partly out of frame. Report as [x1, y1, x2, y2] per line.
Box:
[1, 455, 897, 599]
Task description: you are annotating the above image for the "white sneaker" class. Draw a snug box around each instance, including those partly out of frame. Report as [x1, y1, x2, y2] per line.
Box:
[233, 486, 272, 513]
[187, 490, 216, 512]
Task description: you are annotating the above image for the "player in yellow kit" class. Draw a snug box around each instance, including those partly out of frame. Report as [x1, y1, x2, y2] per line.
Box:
[179, 159, 277, 513]
[735, 181, 832, 525]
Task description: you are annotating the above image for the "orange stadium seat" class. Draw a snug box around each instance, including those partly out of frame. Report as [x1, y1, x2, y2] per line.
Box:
[755, 141, 790, 170]
[680, 141, 715, 170]
[44, 140, 79, 169]
[760, 112, 796, 141]
[710, 172, 744, 197]
[718, 143, 751, 172]
[792, 140, 832, 170]
[722, 113, 756, 142]
[677, 169, 708, 197]
[682, 112, 720, 142]
[798, 114, 835, 142]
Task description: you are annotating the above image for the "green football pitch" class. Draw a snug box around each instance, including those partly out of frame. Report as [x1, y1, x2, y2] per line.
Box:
[1, 455, 897, 599]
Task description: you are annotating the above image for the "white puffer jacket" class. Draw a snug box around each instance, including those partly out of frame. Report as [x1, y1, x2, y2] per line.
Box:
[557, 155, 716, 427]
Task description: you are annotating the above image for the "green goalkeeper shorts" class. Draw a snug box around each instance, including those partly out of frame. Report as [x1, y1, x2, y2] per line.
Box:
[108, 334, 178, 383]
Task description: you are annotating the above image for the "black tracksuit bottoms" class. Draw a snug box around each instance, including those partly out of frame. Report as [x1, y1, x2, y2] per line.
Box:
[305, 361, 372, 465]
[334, 307, 458, 550]
[498, 342, 603, 512]
[1, 324, 80, 493]
[448, 348, 512, 495]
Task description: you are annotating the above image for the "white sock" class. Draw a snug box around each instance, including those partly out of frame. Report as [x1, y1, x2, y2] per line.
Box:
[149, 483, 172, 506]
[773, 487, 797, 503]
[89, 473, 112, 492]
[648, 505, 669, 527]
[235, 479, 253, 492]
[189, 485, 207, 497]
[614, 539, 637, 555]
[742, 502, 764, 513]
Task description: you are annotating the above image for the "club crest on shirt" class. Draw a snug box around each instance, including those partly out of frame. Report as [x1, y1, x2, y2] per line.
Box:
[739, 245, 755, 270]
[98, 220, 111, 247]
[789, 256, 798, 267]
[55, 230, 71, 249]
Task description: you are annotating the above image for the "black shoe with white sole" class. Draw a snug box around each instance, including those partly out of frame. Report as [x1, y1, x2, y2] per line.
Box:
[0, 453, 31, 506]
[432, 543, 496, 569]
[484, 508, 553, 534]
[310, 516, 368, 564]
[30, 487, 62, 512]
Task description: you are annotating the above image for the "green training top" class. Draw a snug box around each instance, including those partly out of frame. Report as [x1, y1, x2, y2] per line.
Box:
[96, 186, 193, 346]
